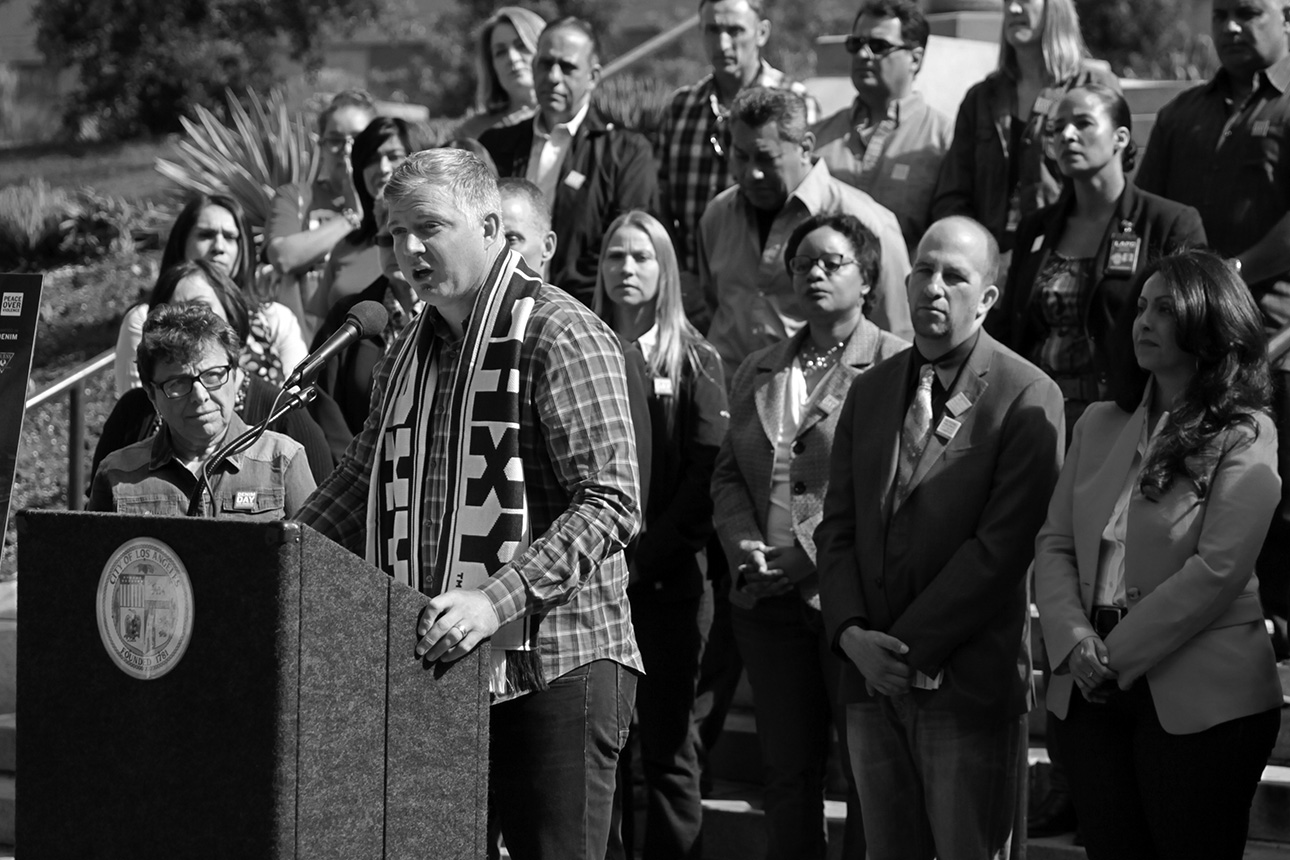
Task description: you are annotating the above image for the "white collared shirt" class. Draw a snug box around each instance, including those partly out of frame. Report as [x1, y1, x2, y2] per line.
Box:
[1095, 387, 1169, 608]
[526, 101, 590, 210]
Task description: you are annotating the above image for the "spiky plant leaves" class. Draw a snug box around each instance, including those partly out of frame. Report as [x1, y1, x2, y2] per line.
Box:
[154, 87, 318, 233]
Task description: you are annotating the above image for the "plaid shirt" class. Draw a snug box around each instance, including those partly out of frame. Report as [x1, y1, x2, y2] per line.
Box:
[297, 265, 644, 687]
[658, 61, 820, 272]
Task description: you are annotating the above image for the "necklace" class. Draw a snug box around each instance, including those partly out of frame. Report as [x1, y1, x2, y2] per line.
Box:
[799, 338, 846, 374]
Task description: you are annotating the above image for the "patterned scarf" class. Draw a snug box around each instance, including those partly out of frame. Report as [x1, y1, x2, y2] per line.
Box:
[364, 251, 544, 696]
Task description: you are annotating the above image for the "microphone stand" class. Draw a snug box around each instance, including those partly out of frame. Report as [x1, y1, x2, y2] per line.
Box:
[185, 384, 318, 518]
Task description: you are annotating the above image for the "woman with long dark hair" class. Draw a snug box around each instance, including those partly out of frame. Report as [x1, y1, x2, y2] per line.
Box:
[1035, 250, 1284, 859]
[316, 116, 413, 314]
[114, 194, 306, 396]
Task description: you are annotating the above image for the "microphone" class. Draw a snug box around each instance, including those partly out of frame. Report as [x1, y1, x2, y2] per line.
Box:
[285, 300, 388, 388]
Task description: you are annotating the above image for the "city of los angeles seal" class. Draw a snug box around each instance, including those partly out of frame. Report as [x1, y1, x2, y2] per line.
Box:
[96, 537, 194, 680]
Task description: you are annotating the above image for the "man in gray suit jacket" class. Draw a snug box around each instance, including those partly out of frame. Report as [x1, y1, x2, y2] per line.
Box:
[817, 216, 1064, 859]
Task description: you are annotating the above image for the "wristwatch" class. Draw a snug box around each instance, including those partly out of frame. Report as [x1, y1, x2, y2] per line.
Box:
[340, 208, 361, 230]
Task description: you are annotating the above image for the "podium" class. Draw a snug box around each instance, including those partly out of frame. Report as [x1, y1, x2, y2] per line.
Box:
[15, 512, 490, 858]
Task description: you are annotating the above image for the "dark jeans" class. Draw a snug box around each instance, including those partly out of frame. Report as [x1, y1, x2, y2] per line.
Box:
[692, 553, 743, 787]
[848, 699, 1024, 860]
[490, 660, 638, 860]
[1052, 682, 1281, 860]
[732, 593, 864, 860]
[608, 583, 712, 860]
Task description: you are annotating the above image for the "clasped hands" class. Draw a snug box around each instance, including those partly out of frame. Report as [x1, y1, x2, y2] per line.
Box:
[414, 588, 501, 663]
[736, 540, 814, 599]
[839, 625, 912, 697]
[1069, 634, 1118, 703]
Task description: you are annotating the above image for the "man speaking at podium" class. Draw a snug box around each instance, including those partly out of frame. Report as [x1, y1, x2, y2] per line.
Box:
[295, 149, 644, 860]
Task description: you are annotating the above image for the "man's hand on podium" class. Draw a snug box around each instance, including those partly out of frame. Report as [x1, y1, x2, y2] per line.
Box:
[415, 589, 501, 663]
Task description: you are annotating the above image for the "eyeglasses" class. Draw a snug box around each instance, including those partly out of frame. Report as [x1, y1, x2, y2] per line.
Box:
[788, 254, 860, 275]
[844, 36, 913, 58]
[320, 134, 354, 154]
[153, 365, 234, 400]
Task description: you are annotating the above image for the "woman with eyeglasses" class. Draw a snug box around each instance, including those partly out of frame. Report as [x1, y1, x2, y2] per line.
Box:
[1034, 250, 1283, 859]
[314, 116, 414, 321]
[114, 194, 308, 398]
[711, 212, 908, 859]
[94, 260, 334, 489]
[89, 302, 316, 518]
[993, 83, 1206, 432]
[266, 90, 377, 340]
[932, 0, 1119, 269]
[455, 7, 547, 141]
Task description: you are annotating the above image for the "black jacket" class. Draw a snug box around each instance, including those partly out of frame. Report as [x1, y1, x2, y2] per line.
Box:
[991, 181, 1207, 382]
[480, 108, 660, 306]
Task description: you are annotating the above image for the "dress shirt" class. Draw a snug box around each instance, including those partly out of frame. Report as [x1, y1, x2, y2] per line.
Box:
[903, 329, 980, 418]
[296, 265, 644, 688]
[657, 60, 819, 272]
[699, 159, 912, 378]
[527, 101, 590, 210]
[88, 413, 316, 518]
[1135, 55, 1290, 325]
[1095, 399, 1168, 608]
[765, 361, 808, 548]
[813, 92, 953, 252]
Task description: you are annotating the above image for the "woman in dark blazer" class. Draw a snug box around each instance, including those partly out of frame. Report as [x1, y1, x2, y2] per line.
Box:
[993, 83, 1206, 431]
[711, 213, 907, 860]
[931, 0, 1118, 254]
[1035, 250, 1284, 859]
[592, 211, 727, 859]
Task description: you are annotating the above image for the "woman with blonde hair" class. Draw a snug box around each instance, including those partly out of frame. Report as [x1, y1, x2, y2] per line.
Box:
[593, 210, 728, 858]
[932, 0, 1119, 263]
[455, 6, 548, 140]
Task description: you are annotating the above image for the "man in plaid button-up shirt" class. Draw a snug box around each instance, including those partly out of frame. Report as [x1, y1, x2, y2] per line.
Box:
[295, 150, 642, 859]
[658, 0, 818, 323]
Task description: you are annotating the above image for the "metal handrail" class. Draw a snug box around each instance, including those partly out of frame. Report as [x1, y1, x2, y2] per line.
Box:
[601, 15, 699, 80]
[25, 349, 114, 410]
[23, 348, 115, 511]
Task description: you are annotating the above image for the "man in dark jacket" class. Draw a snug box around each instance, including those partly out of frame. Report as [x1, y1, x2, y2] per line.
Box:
[480, 16, 660, 307]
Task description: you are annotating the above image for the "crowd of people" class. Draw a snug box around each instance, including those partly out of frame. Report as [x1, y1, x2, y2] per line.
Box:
[85, 0, 1290, 858]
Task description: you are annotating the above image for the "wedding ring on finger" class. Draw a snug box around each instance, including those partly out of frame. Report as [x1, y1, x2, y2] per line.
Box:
[454, 625, 467, 641]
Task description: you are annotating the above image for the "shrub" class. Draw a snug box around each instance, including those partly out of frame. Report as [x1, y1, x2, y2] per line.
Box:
[0, 180, 76, 271]
[0, 181, 159, 272]
[154, 88, 318, 233]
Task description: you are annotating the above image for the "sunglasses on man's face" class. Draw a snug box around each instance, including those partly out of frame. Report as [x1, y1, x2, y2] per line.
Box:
[844, 36, 912, 59]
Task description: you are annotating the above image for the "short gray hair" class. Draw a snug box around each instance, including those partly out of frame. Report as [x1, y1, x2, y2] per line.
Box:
[384, 149, 502, 222]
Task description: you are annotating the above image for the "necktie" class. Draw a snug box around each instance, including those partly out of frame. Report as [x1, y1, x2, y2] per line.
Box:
[893, 363, 935, 512]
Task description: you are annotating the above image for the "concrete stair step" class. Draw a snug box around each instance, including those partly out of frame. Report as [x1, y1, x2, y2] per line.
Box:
[700, 774, 1290, 860]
